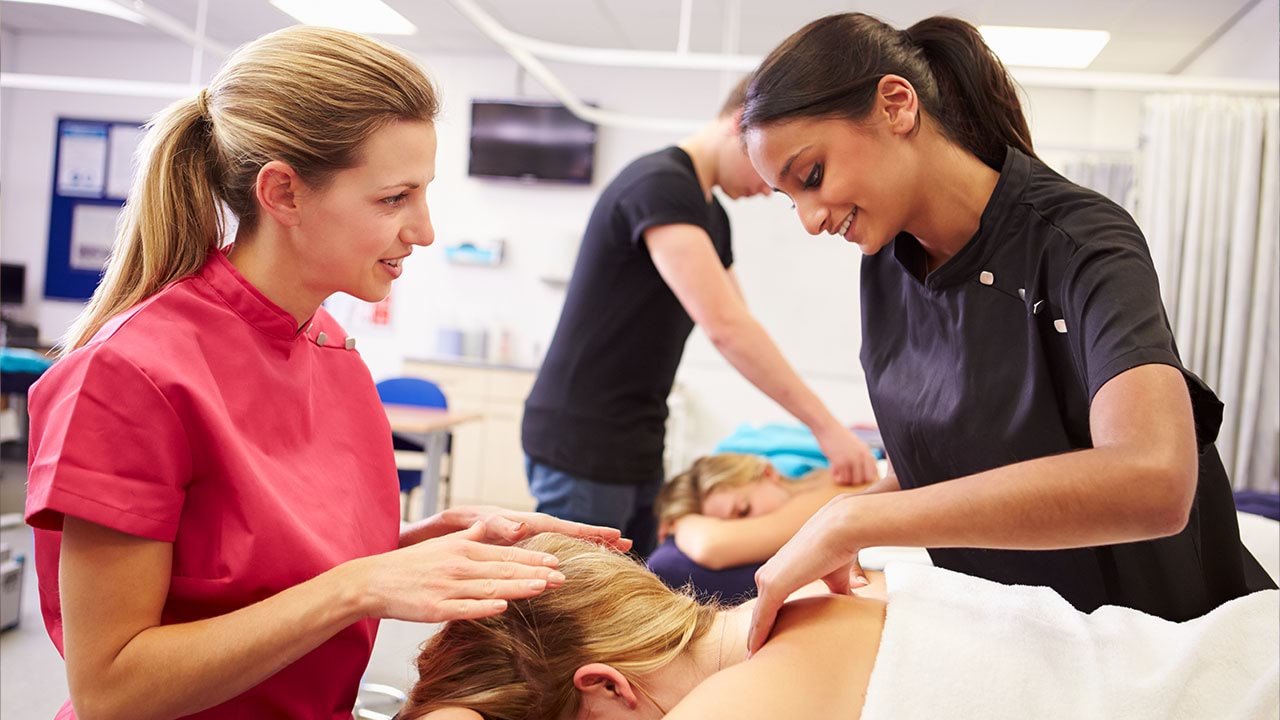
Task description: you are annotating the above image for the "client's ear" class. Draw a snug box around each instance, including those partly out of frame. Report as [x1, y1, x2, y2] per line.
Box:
[574, 663, 639, 710]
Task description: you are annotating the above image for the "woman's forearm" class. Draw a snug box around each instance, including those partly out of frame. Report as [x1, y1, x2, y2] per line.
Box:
[72, 564, 371, 720]
[849, 363, 1198, 552]
[845, 445, 1191, 552]
[707, 315, 843, 434]
[93, 563, 366, 712]
[61, 516, 375, 720]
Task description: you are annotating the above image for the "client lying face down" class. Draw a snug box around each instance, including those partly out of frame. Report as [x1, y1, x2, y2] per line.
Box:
[653, 454, 866, 571]
[400, 534, 1278, 720]
[400, 533, 885, 719]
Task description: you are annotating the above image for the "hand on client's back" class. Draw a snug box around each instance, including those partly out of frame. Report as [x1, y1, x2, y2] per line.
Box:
[816, 425, 880, 486]
[748, 493, 869, 655]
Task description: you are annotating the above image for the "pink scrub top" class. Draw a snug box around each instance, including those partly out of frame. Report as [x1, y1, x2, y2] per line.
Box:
[25, 249, 401, 719]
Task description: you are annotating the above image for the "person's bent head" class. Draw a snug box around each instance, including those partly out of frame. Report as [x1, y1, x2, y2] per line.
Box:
[65, 26, 440, 353]
[737, 13, 1035, 252]
[740, 13, 1033, 172]
[400, 534, 718, 719]
[711, 75, 772, 200]
[657, 454, 790, 531]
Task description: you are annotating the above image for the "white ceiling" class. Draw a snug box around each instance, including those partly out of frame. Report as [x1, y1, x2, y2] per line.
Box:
[0, 0, 1263, 75]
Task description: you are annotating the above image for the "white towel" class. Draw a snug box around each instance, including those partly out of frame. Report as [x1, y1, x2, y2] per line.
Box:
[860, 563, 1279, 720]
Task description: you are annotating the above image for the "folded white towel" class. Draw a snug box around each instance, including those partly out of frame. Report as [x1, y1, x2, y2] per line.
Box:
[861, 563, 1279, 720]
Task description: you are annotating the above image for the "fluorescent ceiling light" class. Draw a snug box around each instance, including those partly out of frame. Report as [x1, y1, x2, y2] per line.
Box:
[4, 0, 145, 24]
[270, 0, 417, 35]
[979, 25, 1110, 69]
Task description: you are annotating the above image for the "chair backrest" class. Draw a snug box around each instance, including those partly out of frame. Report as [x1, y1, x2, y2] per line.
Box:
[375, 377, 448, 409]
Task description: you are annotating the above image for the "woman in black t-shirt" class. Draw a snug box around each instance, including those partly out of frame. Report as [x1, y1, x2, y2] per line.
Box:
[737, 13, 1274, 654]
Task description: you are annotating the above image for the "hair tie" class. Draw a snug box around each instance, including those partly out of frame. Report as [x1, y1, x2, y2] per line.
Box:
[196, 88, 212, 121]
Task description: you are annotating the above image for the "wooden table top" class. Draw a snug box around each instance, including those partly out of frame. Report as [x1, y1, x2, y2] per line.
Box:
[383, 404, 482, 434]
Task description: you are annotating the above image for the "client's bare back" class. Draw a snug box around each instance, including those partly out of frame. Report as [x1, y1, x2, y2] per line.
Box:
[666, 594, 886, 719]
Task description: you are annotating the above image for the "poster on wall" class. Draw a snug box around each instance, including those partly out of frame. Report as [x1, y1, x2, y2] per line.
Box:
[69, 205, 122, 271]
[45, 117, 146, 301]
[55, 122, 108, 197]
[106, 125, 144, 200]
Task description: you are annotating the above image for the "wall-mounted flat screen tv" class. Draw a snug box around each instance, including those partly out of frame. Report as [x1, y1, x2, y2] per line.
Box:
[468, 100, 596, 184]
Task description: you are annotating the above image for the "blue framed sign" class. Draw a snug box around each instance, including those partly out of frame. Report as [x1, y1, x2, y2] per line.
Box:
[45, 117, 145, 300]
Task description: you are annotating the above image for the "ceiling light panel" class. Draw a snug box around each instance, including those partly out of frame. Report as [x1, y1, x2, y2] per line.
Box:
[979, 25, 1111, 69]
[4, 0, 145, 24]
[269, 0, 417, 35]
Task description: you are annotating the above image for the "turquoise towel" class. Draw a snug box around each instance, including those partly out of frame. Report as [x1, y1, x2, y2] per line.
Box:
[0, 347, 54, 375]
[713, 423, 829, 478]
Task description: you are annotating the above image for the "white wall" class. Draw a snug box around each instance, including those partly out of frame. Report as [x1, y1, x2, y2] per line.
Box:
[1, 34, 203, 333]
[1179, 0, 1279, 81]
[0, 24, 1267, 463]
[1, 28, 14, 145]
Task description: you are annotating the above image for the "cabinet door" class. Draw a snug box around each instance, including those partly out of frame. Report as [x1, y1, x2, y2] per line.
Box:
[445, 398, 487, 508]
[402, 361, 488, 405]
[479, 405, 536, 511]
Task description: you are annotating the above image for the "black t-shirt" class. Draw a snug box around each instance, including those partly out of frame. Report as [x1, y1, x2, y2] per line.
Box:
[861, 146, 1274, 621]
[523, 147, 732, 484]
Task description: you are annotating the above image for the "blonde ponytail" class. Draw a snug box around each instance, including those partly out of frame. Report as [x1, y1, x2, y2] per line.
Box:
[61, 96, 221, 355]
[61, 26, 439, 355]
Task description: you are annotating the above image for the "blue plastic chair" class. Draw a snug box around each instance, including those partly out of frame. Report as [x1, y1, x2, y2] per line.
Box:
[375, 377, 450, 518]
[376, 377, 447, 410]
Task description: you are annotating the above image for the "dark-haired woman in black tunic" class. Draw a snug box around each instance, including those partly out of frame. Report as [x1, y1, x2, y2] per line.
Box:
[738, 12, 1274, 654]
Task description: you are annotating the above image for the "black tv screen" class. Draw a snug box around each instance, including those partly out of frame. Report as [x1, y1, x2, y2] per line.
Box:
[1, 263, 25, 305]
[469, 100, 596, 184]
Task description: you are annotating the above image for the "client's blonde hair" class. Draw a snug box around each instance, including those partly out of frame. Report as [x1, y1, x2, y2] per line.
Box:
[400, 534, 719, 719]
[656, 453, 771, 529]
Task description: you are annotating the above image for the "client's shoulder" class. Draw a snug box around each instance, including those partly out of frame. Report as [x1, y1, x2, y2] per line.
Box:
[769, 594, 886, 649]
[667, 596, 884, 720]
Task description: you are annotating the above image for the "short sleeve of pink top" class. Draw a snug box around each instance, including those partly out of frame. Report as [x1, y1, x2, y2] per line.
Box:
[25, 250, 400, 719]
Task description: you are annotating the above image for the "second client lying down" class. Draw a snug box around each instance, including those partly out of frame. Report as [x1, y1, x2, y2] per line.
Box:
[648, 453, 872, 599]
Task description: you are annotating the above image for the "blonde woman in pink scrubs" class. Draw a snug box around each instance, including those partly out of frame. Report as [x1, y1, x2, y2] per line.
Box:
[23, 27, 624, 720]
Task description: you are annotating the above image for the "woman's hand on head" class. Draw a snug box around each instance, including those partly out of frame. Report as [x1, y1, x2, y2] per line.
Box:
[814, 426, 880, 486]
[439, 505, 632, 551]
[356, 521, 567, 623]
[746, 493, 868, 655]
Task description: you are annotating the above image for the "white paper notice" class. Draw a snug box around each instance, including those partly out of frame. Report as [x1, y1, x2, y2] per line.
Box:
[56, 123, 108, 197]
[106, 124, 145, 200]
[70, 204, 120, 271]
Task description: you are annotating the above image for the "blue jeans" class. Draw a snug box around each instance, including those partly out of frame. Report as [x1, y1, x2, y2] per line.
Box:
[525, 457, 661, 558]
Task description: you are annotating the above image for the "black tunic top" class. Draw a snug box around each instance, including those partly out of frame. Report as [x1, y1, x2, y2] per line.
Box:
[523, 147, 732, 485]
[861, 146, 1274, 621]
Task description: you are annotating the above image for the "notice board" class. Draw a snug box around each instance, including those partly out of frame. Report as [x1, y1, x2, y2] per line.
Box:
[45, 117, 145, 300]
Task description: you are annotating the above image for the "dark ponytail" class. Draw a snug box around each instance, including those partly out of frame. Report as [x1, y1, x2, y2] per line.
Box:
[742, 13, 1036, 171]
[904, 17, 1035, 169]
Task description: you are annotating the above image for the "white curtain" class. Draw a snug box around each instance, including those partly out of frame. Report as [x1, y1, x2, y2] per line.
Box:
[1136, 95, 1280, 493]
[1060, 155, 1137, 212]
